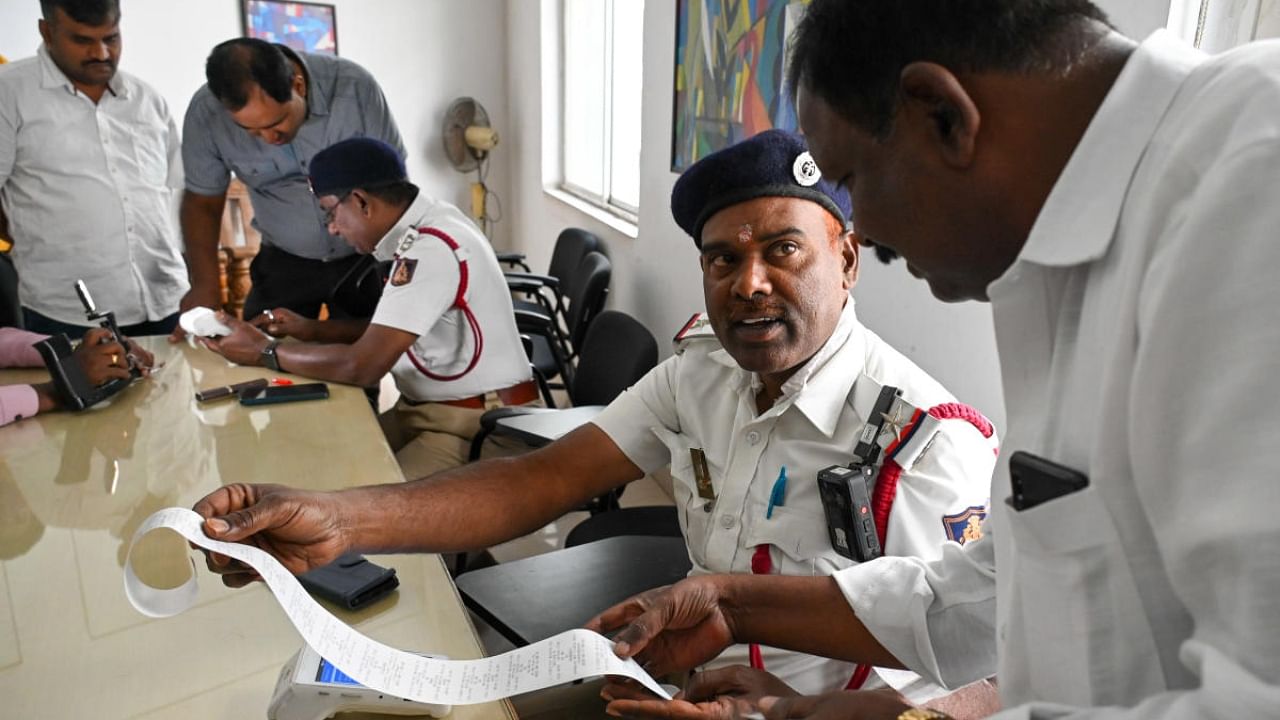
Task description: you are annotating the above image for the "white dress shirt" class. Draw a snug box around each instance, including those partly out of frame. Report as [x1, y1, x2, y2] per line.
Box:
[0, 46, 187, 326]
[370, 192, 530, 401]
[594, 301, 998, 698]
[833, 31, 1280, 719]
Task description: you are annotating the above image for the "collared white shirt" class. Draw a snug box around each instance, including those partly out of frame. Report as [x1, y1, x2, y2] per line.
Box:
[594, 301, 997, 697]
[833, 31, 1280, 719]
[0, 46, 187, 326]
[370, 193, 530, 402]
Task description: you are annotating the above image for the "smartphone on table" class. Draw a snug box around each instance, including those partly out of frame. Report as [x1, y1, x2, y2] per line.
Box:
[239, 382, 330, 406]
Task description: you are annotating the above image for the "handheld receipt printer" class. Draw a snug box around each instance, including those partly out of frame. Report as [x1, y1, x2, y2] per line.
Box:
[34, 280, 142, 411]
[268, 644, 451, 720]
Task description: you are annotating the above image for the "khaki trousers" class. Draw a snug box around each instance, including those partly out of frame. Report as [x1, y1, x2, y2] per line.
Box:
[378, 393, 532, 481]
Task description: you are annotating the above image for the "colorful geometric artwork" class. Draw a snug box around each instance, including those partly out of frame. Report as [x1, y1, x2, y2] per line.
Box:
[242, 1, 338, 56]
[672, 0, 812, 172]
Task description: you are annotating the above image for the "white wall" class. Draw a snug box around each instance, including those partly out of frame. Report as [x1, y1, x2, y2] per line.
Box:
[504, 0, 1183, 435]
[506, 0, 1006, 429]
[0, 0, 512, 247]
[1102, 0, 1174, 36]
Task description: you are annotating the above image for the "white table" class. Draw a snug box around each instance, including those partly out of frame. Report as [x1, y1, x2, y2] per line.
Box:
[0, 337, 515, 719]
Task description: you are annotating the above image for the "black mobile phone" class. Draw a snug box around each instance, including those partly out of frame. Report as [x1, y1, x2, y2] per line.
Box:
[239, 382, 330, 406]
[1006, 450, 1089, 511]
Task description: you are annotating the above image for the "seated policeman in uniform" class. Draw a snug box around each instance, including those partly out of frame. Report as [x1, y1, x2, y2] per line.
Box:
[201, 138, 536, 478]
[190, 130, 998, 712]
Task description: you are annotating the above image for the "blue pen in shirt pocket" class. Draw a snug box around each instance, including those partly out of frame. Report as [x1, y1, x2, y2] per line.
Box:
[766, 466, 788, 519]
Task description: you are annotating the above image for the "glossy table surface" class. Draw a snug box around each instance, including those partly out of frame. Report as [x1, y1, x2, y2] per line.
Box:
[0, 337, 515, 719]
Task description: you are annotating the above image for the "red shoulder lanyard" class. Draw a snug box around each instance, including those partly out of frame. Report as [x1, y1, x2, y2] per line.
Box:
[402, 227, 484, 381]
[748, 402, 996, 690]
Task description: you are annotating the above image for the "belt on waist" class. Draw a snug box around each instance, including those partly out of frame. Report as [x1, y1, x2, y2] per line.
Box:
[407, 379, 539, 409]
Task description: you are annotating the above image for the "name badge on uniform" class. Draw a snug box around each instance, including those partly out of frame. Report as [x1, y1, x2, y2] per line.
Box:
[390, 257, 418, 286]
[942, 506, 987, 545]
[690, 448, 715, 501]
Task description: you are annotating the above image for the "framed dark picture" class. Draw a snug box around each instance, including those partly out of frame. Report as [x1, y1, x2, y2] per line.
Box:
[242, 0, 338, 56]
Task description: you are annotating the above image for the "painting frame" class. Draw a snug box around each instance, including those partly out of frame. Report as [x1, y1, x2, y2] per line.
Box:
[671, 0, 811, 173]
[241, 0, 339, 57]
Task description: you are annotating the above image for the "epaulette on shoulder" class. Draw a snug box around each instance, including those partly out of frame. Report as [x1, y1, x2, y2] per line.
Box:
[672, 312, 718, 354]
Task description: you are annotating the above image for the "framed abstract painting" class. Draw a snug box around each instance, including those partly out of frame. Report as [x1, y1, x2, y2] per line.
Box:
[671, 0, 812, 172]
[242, 0, 338, 56]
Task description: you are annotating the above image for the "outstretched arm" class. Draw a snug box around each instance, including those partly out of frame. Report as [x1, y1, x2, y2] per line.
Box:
[193, 423, 645, 584]
[587, 574, 902, 678]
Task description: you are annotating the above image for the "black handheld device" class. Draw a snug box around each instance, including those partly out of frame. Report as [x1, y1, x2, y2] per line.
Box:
[239, 382, 330, 406]
[298, 554, 399, 610]
[816, 385, 901, 562]
[1006, 451, 1089, 511]
[33, 280, 141, 411]
[817, 464, 882, 561]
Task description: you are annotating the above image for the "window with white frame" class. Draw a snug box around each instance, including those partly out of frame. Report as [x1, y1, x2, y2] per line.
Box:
[561, 0, 645, 220]
[1168, 0, 1280, 52]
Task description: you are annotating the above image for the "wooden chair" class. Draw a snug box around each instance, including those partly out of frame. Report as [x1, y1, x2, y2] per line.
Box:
[217, 178, 261, 317]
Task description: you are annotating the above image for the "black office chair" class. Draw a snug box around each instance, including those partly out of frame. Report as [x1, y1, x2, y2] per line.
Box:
[503, 228, 599, 331]
[452, 311, 658, 575]
[517, 250, 611, 393]
[469, 310, 658, 463]
[507, 230, 604, 367]
[494, 252, 531, 272]
[564, 505, 681, 547]
[500, 229, 600, 302]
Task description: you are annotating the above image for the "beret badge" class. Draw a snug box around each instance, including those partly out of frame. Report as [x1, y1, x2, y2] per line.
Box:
[793, 151, 821, 187]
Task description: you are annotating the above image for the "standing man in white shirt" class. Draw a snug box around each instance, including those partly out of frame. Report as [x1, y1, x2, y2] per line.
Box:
[0, 0, 187, 337]
[586, 2, 1280, 720]
[200, 138, 535, 478]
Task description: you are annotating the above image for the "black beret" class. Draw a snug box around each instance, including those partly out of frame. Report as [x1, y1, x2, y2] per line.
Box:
[671, 129, 852, 247]
[308, 137, 406, 196]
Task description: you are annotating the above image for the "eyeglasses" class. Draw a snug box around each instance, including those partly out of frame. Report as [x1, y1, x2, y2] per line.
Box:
[320, 190, 353, 226]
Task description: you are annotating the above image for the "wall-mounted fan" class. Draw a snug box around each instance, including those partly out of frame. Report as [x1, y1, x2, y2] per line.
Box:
[442, 97, 500, 236]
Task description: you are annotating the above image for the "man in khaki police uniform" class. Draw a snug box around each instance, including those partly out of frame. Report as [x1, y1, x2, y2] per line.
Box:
[202, 138, 534, 478]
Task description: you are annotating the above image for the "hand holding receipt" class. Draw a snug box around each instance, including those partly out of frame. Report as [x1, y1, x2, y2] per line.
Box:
[124, 508, 672, 706]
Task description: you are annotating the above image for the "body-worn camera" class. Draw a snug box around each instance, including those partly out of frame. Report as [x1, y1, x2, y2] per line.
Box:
[817, 464, 882, 561]
[816, 384, 902, 562]
[33, 280, 141, 411]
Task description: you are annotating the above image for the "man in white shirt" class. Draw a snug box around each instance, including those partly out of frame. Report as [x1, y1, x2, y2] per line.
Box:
[201, 138, 534, 478]
[0, 0, 187, 337]
[187, 130, 1000, 715]
[586, 2, 1280, 720]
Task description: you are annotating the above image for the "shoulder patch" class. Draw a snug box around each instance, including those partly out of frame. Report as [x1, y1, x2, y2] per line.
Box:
[390, 257, 418, 286]
[672, 312, 717, 354]
[942, 505, 987, 545]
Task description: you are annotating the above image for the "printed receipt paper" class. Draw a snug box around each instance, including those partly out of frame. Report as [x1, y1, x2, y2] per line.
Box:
[123, 507, 671, 705]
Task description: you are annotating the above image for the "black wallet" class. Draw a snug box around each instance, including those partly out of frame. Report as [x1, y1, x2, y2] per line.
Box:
[298, 554, 399, 610]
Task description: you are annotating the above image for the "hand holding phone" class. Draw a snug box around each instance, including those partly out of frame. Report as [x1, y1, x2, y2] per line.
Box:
[239, 382, 330, 406]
